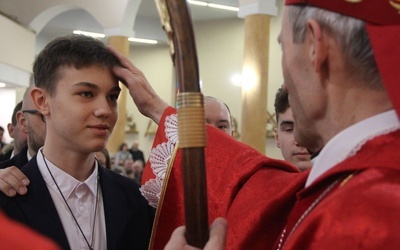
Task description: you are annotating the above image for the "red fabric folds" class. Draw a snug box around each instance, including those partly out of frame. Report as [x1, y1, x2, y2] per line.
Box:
[143, 108, 400, 249]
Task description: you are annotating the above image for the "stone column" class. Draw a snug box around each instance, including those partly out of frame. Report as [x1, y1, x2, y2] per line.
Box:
[106, 36, 130, 154]
[238, 0, 277, 154]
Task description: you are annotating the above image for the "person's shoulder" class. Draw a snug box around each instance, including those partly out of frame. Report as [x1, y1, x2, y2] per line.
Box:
[0, 157, 14, 169]
[0, 150, 13, 162]
[0, 150, 28, 170]
[0, 183, 17, 210]
[0, 153, 5, 162]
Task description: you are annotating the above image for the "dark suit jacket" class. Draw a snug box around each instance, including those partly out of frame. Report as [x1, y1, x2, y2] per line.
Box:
[0, 146, 28, 169]
[0, 149, 13, 162]
[0, 156, 154, 250]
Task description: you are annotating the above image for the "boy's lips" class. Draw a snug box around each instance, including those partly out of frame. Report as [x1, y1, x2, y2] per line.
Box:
[294, 152, 310, 156]
[293, 152, 311, 160]
[89, 124, 110, 135]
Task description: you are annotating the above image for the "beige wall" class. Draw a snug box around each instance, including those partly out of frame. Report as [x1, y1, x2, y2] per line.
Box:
[266, 0, 285, 159]
[0, 15, 35, 73]
[0, 14, 35, 141]
[123, 45, 174, 160]
[195, 18, 244, 126]
[0, 14, 35, 89]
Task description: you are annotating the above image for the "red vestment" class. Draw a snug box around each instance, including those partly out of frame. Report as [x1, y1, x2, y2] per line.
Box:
[279, 129, 400, 249]
[0, 210, 60, 250]
[141, 107, 400, 249]
[141, 107, 304, 249]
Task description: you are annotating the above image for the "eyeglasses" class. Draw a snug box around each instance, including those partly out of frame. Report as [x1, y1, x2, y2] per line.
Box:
[22, 109, 45, 122]
[22, 110, 40, 115]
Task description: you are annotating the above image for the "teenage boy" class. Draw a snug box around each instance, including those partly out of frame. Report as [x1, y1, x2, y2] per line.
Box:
[0, 35, 154, 250]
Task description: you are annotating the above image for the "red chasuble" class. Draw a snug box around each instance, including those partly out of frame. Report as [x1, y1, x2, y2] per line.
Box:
[141, 107, 305, 249]
[141, 107, 400, 249]
[276, 130, 400, 249]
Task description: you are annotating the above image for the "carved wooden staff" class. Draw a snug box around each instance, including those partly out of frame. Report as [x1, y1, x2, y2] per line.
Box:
[155, 0, 209, 248]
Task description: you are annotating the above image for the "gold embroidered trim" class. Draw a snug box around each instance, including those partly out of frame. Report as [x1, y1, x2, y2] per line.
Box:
[390, 0, 400, 12]
[340, 173, 355, 187]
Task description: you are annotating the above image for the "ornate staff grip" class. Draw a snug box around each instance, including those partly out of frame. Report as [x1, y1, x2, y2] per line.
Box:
[155, 0, 209, 248]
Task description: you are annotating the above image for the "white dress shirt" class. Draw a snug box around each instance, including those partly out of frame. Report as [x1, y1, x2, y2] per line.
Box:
[37, 149, 107, 250]
[307, 110, 400, 187]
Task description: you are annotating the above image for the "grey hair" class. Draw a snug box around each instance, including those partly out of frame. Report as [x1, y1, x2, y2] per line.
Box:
[287, 5, 383, 90]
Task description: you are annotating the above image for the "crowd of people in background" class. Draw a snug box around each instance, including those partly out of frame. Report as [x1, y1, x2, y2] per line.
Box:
[112, 141, 145, 184]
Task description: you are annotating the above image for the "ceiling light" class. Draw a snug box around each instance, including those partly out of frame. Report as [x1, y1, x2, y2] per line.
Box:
[188, 0, 207, 6]
[128, 38, 158, 44]
[0, 82, 6, 88]
[208, 3, 239, 11]
[73, 30, 158, 44]
[188, 0, 238, 12]
[73, 30, 105, 38]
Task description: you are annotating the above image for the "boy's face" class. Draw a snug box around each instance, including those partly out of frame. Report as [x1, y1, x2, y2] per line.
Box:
[45, 65, 120, 153]
[274, 107, 311, 171]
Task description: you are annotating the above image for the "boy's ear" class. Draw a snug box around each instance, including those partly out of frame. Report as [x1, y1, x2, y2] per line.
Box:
[30, 87, 50, 116]
[274, 127, 281, 148]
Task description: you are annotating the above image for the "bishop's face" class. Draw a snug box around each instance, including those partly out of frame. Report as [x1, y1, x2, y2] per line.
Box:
[280, 7, 325, 152]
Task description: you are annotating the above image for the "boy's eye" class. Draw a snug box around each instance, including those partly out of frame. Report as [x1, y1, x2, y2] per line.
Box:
[280, 124, 294, 132]
[282, 126, 293, 132]
[108, 93, 120, 101]
[80, 91, 93, 98]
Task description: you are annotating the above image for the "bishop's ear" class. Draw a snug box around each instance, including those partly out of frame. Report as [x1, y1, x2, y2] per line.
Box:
[306, 19, 329, 73]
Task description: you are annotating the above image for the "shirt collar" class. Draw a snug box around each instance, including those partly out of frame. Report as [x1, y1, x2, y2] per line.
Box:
[37, 148, 99, 199]
[27, 150, 33, 161]
[306, 110, 400, 187]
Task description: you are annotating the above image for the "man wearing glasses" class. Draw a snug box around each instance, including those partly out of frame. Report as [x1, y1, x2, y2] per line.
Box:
[0, 86, 46, 196]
